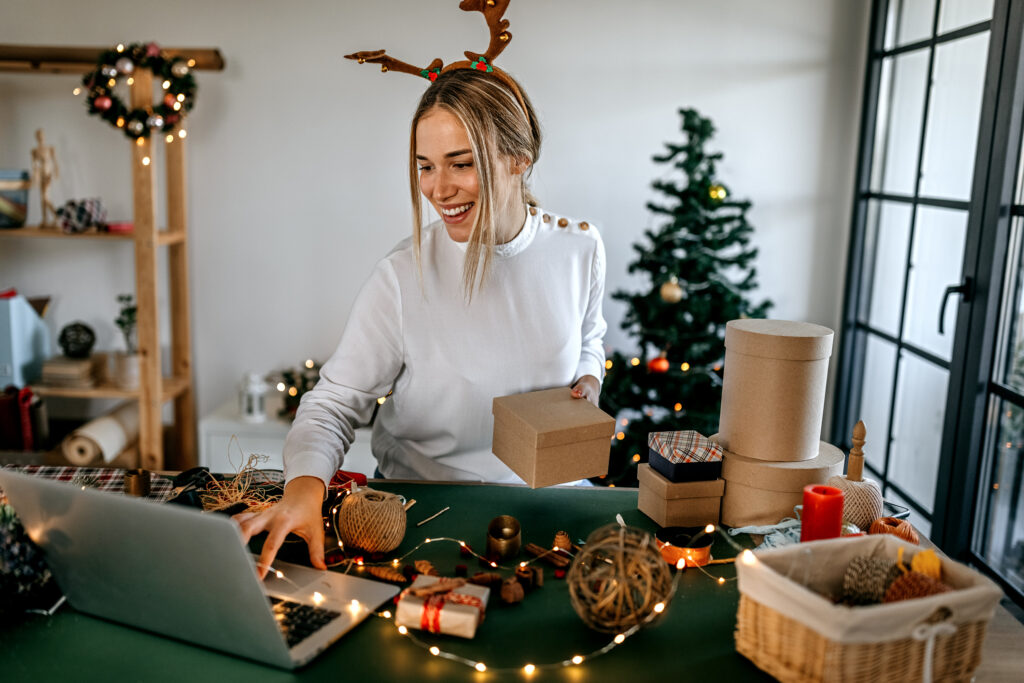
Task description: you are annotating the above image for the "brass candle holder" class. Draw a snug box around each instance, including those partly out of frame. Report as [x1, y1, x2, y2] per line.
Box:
[486, 514, 522, 561]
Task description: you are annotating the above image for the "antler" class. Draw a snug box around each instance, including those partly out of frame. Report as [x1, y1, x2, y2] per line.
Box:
[460, 0, 513, 63]
[344, 50, 444, 78]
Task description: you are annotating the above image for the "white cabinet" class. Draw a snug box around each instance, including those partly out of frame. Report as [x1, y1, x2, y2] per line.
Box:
[198, 397, 376, 477]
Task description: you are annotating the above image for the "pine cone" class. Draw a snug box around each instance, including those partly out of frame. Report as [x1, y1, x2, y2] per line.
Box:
[366, 566, 408, 583]
[0, 504, 55, 621]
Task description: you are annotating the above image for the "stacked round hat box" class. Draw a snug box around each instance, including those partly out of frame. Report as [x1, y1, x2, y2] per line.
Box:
[714, 319, 844, 527]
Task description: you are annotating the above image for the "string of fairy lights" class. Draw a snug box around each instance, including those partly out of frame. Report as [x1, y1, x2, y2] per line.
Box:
[258, 499, 750, 675]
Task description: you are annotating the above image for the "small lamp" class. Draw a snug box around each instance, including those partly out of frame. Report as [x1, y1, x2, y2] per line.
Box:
[239, 371, 269, 423]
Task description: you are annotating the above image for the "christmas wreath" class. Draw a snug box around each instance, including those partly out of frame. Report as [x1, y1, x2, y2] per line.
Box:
[80, 42, 197, 139]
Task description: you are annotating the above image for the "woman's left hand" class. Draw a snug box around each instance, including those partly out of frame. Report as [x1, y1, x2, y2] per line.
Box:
[571, 375, 601, 406]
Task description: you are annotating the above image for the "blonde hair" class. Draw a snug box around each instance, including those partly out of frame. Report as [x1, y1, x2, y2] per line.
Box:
[409, 69, 542, 298]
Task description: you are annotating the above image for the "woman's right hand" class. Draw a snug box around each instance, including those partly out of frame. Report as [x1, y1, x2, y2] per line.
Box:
[234, 476, 328, 579]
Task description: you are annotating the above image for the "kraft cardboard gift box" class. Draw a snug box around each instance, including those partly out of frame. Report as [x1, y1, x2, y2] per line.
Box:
[637, 463, 724, 527]
[491, 387, 615, 488]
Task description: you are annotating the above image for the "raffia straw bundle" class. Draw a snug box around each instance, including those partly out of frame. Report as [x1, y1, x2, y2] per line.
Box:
[567, 523, 673, 633]
[338, 488, 407, 553]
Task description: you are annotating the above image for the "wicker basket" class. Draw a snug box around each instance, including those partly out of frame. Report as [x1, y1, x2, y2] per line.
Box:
[734, 535, 1002, 683]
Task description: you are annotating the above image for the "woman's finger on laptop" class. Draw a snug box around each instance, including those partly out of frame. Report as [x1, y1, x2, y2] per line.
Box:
[257, 524, 290, 580]
[306, 522, 327, 571]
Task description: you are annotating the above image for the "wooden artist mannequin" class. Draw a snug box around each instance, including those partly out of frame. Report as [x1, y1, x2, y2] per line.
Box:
[31, 128, 59, 227]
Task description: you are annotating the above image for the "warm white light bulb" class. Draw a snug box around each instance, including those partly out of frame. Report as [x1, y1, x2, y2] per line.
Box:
[126, 77, 134, 86]
[178, 129, 187, 139]
[429, 646, 440, 656]
[740, 549, 757, 566]
[312, 591, 324, 606]
[116, 43, 125, 52]
[705, 524, 715, 534]
[718, 577, 726, 585]
[614, 634, 626, 644]
[276, 382, 285, 392]
[653, 602, 665, 613]
[165, 134, 174, 143]
[475, 663, 487, 672]
[275, 571, 284, 579]
[73, 87, 81, 95]
[381, 610, 391, 618]
[523, 664, 536, 675]
[141, 156, 151, 166]
[676, 559, 686, 570]
[571, 655, 584, 665]
[162, 80, 171, 89]
[176, 93, 185, 102]
[397, 625, 407, 635]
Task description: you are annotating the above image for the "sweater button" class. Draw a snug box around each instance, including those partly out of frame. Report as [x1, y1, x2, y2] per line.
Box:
[529, 207, 537, 216]
[579, 221, 590, 230]
[557, 218, 568, 227]
[542, 214, 551, 223]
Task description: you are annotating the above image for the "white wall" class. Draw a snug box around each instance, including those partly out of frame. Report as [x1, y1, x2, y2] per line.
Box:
[0, 0, 869, 429]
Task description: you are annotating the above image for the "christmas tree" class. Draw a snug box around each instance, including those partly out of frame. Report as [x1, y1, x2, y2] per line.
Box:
[600, 108, 772, 486]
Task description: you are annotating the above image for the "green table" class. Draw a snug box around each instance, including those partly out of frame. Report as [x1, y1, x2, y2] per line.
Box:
[0, 482, 769, 682]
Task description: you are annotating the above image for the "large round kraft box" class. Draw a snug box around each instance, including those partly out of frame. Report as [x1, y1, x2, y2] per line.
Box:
[716, 438, 844, 527]
[718, 319, 834, 462]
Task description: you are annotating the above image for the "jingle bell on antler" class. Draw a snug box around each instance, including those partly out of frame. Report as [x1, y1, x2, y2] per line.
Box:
[827, 420, 883, 530]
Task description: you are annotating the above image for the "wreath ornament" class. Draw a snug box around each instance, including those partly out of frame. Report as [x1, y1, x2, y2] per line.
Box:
[79, 42, 197, 139]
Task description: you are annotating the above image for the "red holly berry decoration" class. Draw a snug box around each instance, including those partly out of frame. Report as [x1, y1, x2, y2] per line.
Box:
[93, 95, 112, 111]
[647, 353, 670, 373]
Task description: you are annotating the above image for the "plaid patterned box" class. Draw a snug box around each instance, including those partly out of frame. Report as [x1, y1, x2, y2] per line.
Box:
[648, 430, 723, 483]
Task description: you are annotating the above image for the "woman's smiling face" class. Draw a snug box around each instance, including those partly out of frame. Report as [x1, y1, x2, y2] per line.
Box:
[415, 107, 480, 243]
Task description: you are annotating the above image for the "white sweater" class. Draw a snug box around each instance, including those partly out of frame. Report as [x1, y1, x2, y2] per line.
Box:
[284, 207, 607, 486]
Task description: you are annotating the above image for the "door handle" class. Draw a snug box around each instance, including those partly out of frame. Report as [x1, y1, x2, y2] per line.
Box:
[938, 278, 972, 335]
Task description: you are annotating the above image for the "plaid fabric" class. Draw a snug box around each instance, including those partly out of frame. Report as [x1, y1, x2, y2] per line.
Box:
[56, 198, 106, 234]
[648, 430, 723, 464]
[0, 465, 175, 505]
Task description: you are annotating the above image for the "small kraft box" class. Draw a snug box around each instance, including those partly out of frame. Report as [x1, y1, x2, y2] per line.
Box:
[735, 535, 1003, 683]
[395, 575, 490, 639]
[492, 387, 615, 488]
[718, 437, 844, 527]
[637, 463, 724, 527]
[718, 319, 834, 462]
[648, 430, 723, 482]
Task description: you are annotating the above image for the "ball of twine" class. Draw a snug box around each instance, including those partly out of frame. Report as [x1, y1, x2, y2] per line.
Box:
[869, 516, 919, 545]
[337, 488, 406, 553]
[884, 570, 952, 603]
[840, 555, 901, 605]
[567, 523, 673, 634]
[827, 475, 884, 531]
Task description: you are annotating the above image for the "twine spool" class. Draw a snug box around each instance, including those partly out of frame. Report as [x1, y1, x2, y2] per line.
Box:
[883, 570, 952, 603]
[337, 488, 406, 553]
[829, 420, 884, 530]
[840, 555, 900, 605]
[567, 523, 673, 633]
[828, 475, 884, 531]
[869, 516, 919, 545]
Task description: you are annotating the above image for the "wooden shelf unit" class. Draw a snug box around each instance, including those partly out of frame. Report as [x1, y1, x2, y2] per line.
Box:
[2, 44, 224, 470]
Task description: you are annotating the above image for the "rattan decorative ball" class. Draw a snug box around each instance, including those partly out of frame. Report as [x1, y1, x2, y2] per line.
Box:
[869, 516, 919, 545]
[337, 488, 406, 553]
[567, 524, 673, 633]
[883, 570, 952, 603]
[840, 555, 900, 605]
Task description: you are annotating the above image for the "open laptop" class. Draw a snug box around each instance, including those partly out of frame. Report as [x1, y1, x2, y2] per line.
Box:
[0, 469, 399, 669]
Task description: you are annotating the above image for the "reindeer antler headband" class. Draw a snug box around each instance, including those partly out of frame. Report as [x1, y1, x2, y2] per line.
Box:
[345, 0, 527, 113]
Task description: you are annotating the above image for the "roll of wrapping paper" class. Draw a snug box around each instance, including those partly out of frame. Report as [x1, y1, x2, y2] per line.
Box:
[61, 401, 139, 465]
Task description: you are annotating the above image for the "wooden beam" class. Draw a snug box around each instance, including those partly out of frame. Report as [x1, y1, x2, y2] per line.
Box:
[0, 44, 225, 74]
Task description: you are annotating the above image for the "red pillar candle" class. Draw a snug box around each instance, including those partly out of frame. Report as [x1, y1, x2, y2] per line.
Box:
[800, 484, 845, 542]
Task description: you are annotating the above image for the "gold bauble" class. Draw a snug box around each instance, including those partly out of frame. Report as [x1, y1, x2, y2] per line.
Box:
[659, 276, 684, 303]
[709, 185, 727, 201]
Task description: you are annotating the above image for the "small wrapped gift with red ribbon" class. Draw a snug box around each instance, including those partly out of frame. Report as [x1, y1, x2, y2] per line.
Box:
[648, 430, 723, 482]
[394, 575, 489, 639]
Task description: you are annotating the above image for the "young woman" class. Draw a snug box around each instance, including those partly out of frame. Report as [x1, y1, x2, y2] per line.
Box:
[236, 69, 607, 576]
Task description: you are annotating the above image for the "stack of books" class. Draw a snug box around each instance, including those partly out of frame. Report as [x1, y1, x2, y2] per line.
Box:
[41, 356, 97, 388]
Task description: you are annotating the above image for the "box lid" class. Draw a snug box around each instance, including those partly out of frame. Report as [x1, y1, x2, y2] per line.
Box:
[716, 435, 844, 492]
[492, 388, 615, 448]
[725, 319, 834, 361]
[638, 463, 725, 499]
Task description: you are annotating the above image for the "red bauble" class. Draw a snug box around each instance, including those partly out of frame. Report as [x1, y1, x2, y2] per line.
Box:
[648, 356, 670, 373]
[163, 93, 177, 107]
[145, 42, 161, 58]
[93, 95, 113, 111]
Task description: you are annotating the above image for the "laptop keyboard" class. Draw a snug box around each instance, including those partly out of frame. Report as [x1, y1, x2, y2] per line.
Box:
[269, 596, 342, 647]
